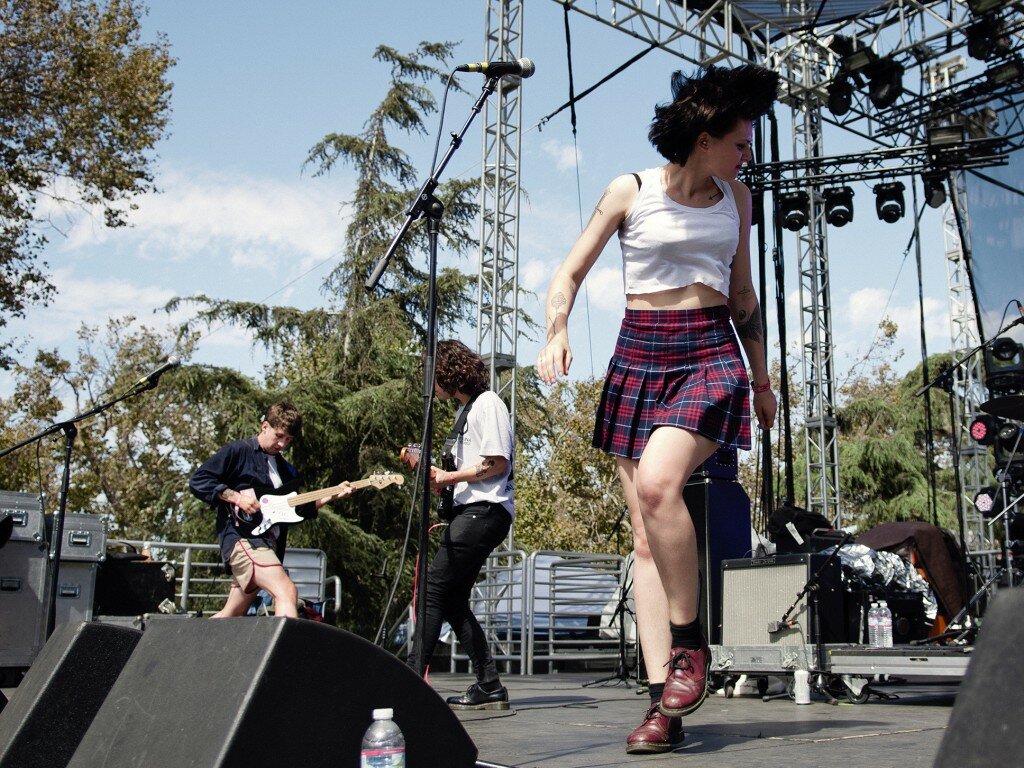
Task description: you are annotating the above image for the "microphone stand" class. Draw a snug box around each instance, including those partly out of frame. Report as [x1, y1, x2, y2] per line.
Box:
[767, 531, 851, 700]
[913, 313, 1024, 620]
[0, 374, 171, 639]
[365, 74, 500, 676]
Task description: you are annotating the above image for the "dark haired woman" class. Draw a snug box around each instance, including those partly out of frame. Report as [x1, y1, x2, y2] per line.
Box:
[407, 339, 515, 710]
[536, 65, 779, 753]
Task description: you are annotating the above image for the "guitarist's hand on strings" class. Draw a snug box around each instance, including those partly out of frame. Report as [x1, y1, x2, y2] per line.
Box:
[316, 481, 355, 508]
[222, 488, 261, 520]
[428, 466, 452, 496]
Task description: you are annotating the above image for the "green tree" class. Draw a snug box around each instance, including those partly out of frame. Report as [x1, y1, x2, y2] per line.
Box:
[162, 42, 484, 636]
[515, 375, 629, 555]
[0, 0, 174, 366]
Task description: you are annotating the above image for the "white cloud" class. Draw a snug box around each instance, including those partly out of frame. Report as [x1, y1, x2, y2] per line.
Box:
[541, 138, 581, 173]
[520, 259, 554, 293]
[58, 166, 347, 277]
[584, 267, 625, 312]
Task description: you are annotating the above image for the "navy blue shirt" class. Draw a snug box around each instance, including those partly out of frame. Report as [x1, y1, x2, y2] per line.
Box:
[188, 437, 317, 564]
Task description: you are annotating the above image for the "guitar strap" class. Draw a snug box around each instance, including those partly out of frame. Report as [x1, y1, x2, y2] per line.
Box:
[442, 393, 479, 468]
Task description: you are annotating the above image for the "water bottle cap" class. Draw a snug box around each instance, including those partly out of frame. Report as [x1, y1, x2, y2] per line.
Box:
[372, 708, 393, 720]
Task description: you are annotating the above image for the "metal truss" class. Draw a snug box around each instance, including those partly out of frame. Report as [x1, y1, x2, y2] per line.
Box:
[741, 137, 1009, 191]
[943, 168, 995, 557]
[790, 28, 842, 525]
[477, 0, 524, 425]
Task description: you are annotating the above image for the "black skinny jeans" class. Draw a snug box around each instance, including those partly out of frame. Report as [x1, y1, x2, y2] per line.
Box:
[410, 501, 511, 681]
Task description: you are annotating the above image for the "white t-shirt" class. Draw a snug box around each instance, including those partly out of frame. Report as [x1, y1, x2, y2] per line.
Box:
[451, 390, 514, 518]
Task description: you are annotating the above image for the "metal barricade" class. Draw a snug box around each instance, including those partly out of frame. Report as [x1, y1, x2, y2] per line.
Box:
[525, 551, 625, 672]
[445, 549, 625, 674]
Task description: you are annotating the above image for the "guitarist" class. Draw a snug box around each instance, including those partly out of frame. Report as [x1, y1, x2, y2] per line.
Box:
[188, 401, 352, 618]
[408, 340, 514, 711]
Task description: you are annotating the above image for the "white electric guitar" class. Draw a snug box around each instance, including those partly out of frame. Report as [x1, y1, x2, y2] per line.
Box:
[247, 473, 404, 536]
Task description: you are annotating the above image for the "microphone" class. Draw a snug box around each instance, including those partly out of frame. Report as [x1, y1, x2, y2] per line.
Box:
[134, 356, 181, 388]
[454, 58, 535, 79]
[767, 620, 793, 634]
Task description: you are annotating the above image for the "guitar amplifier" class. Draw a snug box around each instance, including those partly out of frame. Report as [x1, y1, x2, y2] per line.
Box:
[721, 554, 848, 646]
[693, 446, 738, 481]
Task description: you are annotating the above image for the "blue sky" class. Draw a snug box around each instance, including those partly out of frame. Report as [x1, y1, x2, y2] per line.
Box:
[4, 1, 972, 400]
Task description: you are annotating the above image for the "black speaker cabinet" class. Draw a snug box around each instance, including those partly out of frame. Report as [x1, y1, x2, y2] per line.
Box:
[721, 553, 846, 645]
[684, 477, 751, 644]
[935, 588, 1024, 767]
[66, 617, 477, 768]
[0, 621, 142, 768]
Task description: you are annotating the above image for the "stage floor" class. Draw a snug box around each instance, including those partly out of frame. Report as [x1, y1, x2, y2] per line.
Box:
[429, 673, 956, 767]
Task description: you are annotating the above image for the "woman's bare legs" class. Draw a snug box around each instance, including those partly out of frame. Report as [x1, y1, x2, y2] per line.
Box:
[616, 458, 671, 686]
[634, 427, 718, 624]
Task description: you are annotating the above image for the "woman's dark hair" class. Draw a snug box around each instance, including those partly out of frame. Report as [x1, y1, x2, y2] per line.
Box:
[434, 340, 489, 397]
[648, 64, 779, 165]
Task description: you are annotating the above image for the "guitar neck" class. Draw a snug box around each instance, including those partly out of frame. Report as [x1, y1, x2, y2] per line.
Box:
[285, 477, 383, 507]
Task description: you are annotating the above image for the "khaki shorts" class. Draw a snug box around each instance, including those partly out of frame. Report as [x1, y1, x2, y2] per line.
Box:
[228, 540, 283, 594]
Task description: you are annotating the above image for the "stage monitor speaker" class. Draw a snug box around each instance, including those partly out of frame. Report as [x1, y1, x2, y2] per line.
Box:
[67, 617, 478, 768]
[934, 588, 1024, 767]
[721, 554, 846, 646]
[0, 621, 142, 768]
[685, 477, 751, 644]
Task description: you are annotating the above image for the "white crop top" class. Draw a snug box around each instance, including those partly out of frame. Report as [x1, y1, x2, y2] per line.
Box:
[618, 167, 740, 296]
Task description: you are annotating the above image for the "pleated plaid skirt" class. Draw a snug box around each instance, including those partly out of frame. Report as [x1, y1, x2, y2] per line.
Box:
[592, 305, 752, 459]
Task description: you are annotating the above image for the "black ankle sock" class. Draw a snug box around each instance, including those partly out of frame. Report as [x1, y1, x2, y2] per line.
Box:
[477, 678, 503, 693]
[670, 619, 703, 650]
[648, 682, 665, 706]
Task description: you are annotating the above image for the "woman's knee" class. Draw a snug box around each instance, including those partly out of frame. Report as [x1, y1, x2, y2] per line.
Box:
[634, 466, 679, 513]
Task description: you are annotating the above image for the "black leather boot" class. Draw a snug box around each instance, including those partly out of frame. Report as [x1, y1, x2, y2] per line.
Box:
[446, 682, 510, 710]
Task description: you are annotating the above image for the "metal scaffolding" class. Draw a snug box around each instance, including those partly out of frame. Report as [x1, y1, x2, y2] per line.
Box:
[477, 0, 525, 429]
[790, 31, 842, 524]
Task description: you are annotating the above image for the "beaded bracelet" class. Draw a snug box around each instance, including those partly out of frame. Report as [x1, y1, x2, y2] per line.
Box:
[752, 381, 772, 394]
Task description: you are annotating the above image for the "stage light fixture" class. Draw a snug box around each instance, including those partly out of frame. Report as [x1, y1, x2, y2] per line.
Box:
[992, 337, 1021, 362]
[826, 77, 854, 116]
[966, 17, 1011, 61]
[970, 414, 1002, 445]
[873, 182, 905, 223]
[986, 57, 1024, 85]
[927, 124, 967, 152]
[922, 172, 947, 208]
[973, 486, 1002, 517]
[998, 423, 1024, 454]
[777, 191, 810, 231]
[965, 107, 999, 139]
[866, 58, 904, 109]
[984, 338, 1024, 394]
[823, 187, 854, 227]
[826, 34, 875, 74]
[968, 0, 1010, 15]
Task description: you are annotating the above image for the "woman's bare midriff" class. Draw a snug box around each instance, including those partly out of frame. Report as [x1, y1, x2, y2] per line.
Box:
[626, 282, 727, 310]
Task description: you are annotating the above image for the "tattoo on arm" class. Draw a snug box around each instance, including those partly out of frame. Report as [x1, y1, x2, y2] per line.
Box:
[475, 459, 496, 478]
[734, 300, 763, 345]
[547, 292, 568, 341]
[583, 187, 612, 229]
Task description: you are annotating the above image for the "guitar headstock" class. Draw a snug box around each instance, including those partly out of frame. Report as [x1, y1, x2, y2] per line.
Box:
[399, 444, 421, 469]
[367, 473, 404, 489]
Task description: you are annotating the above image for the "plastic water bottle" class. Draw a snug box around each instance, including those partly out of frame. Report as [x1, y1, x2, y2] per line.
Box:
[360, 708, 405, 768]
[878, 601, 893, 648]
[867, 602, 880, 647]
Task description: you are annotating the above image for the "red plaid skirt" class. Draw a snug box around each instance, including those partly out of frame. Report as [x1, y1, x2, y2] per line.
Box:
[592, 306, 751, 459]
